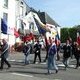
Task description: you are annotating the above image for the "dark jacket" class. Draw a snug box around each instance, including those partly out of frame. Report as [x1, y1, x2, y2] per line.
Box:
[1, 43, 9, 58]
[48, 44, 57, 56]
[63, 44, 71, 58]
[23, 44, 31, 56]
[73, 44, 80, 59]
[34, 43, 41, 54]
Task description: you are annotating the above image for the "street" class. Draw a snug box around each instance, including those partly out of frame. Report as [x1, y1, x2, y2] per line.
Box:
[0, 51, 80, 80]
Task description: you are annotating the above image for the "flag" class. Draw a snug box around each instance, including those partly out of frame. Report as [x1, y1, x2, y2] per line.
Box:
[22, 12, 50, 35]
[46, 23, 57, 36]
[22, 35, 31, 42]
[22, 12, 37, 30]
[22, 33, 35, 42]
[34, 17, 46, 34]
[55, 32, 60, 40]
[14, 28, 20, 38]
[1, 18, 8, 34]
[29, 33, 35, 40]
[55, 32, 60, 46]
[32, 12, 50, 33]
[22, 12, 37, 35]
[1, 18, 14, 35]
[77, 32, 80, 45]
[1, 18, 20, 38]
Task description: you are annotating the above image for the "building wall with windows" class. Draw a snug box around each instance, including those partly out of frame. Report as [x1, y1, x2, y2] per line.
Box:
[0, 0, 3, 39]
[0, 0, 17, 45]
[0, 0, 30, 45]
[0, 0, 60, 46]
[15, 0, 29, 30]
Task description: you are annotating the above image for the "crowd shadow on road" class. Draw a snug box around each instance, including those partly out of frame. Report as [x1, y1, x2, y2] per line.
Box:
[0, 59, 77, 75]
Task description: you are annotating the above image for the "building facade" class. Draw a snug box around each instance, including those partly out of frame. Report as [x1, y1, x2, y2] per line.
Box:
[0, 0, 60, 46]
[0, 0, 30, 45]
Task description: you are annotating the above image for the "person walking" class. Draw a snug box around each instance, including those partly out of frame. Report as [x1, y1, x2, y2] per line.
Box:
[0, 39, 11, 70]
[23, 40, 31, 65]
[63, 40, 71, 69]
[43, 40, 51, 62]
[33, 40, 41, 63]
[47, 38, 58, 74]
[73, 42, 80, 69]
[56, 44, 60, 61]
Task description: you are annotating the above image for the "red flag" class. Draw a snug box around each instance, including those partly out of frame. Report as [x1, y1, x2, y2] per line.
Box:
[77, 37, 80, 45]
[14, 28, 20, 38]
[77, 32, 80, 45]
[22, 35, 32, 42]
[29, 33, 35, 40]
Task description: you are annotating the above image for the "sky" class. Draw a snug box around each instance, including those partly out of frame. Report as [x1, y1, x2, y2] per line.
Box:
[25, 0, 80, 27]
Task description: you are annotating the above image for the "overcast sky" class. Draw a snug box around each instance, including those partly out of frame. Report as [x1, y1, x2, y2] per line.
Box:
[25, 0, 80, 27]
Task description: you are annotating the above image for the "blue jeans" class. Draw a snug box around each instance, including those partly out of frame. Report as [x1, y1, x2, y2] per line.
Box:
[24, 52, 30, 64]
[63, 57, 70, 68]
[47, 54, 58, 71]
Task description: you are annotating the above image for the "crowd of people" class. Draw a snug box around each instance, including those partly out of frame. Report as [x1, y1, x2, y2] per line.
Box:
[62, 39, 80, 69]
[0, 38, 80, 74]
[22, 38, 58, 74]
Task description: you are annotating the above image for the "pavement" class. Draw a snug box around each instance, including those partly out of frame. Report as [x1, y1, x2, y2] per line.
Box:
[8, 51, 77, 68]
[8, 50, 47, 63]
[0, 50, 80, 80]
[0, 50, 78, 68]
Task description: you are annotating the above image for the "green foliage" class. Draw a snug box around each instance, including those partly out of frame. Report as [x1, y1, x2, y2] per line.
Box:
[68, 28, 77, 41]
[61, 27, 78, 43]
[61, 28, 69, 42]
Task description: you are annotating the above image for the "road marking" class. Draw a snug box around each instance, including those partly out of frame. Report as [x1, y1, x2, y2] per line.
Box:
[4, 59, 78, 68]
[58, 64, 65, 67]
[11, 73, 33, 77]
[54, 79, 62, 80]
[8, 59, 24, 62]
[11, 73, 62, 80]
[58, 64, 75, 68]
[41, 62, 76, 68]
[40, 62, 46, 64]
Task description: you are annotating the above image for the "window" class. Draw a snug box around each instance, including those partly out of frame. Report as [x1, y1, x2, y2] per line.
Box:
[20, 1, 24, 16]
[29, 22, 34, 30]
[21, 1, 23, 5]
[20, 6, 23, 16]
[4, 0, 8, 8]
[3, 13, 8, 22]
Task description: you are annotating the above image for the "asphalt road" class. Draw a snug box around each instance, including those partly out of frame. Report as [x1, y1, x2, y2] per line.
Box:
[0, 51, 80, 80]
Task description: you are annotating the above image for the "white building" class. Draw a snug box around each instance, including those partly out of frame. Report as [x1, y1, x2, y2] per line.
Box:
[0, 0, 31, 45]
[0, 0, 60, 47]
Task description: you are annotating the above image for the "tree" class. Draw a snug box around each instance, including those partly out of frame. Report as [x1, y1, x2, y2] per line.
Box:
[61, 28, 69, 43]
[61, 27, 77, 43]
[68, 28, 77, 41]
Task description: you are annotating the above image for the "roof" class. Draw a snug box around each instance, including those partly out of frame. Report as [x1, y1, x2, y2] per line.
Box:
[45, 13, 60, 27]
[38, 12, 60, 27]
